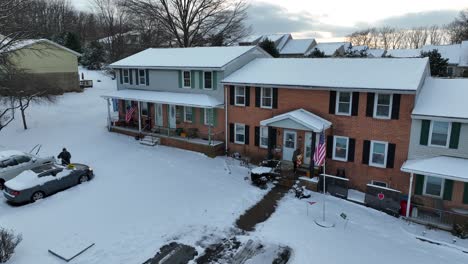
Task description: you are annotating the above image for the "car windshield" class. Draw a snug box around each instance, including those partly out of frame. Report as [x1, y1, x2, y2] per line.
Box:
[32, 163, 62, 174]
[15, 155, 31, 164]
[1, 159, 19, 168]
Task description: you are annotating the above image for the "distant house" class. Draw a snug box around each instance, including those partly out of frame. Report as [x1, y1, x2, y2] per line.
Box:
[279, 38, 317, 58]
[422, 44, 464, 77]
[238, 33, 291, 51]
[460, 40, 468, 77]
[2, 38, 81, 93]
[305, 42, 351, 57]
[386, 48, 422, 58]
[367, 49, 386, 58]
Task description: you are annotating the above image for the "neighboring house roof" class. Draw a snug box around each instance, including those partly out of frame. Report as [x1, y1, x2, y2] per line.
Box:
[260, 109, 331, 133]
[1, 38, 81, 57]
[110, 46, 268, 69]
[460, 40, 468, 67]
[367, 49, 386, 57]
[386, 49, 421, 58]
[280, 39, 316, 55]
[306, 42, 349, 56]
[402, 156, 468, 182]
[412, 78, 468, 120]
[222, 57, 429, 92]
[422, 44, 461, 65]
[351, 45, 368, 52]
[239, 33, 292, 51]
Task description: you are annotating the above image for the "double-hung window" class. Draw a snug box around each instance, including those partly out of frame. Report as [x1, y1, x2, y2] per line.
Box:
[139, 69, 146, 85]
[336, 92, 352, 115]
[123, 69, 130, 84]
[423, 176, 444, 198]
[204, 109, 213, 126]
[235, 123, 245, 144]
[141, 102, 149, 116]
[235, 86, 246, 106]
[260, 126, 269, 148]
[369, 140, 388, 168]
[184, 107, 193, 123]
[183, 71, 191, 88]
[332, 136, 349, 161]
[261, 87, 272, 108]
[429, 121, 451, 148]
[125, 100, 132, 110]
[204, 71, 213, 89]
[373, 94, 392, 119]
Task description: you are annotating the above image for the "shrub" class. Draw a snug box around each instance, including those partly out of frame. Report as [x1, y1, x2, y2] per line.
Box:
[0, 228, 22, 263]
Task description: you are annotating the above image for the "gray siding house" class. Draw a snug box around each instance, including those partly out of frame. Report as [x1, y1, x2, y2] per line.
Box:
[402, 78, 468, 229]
[102, 46, 270, 155]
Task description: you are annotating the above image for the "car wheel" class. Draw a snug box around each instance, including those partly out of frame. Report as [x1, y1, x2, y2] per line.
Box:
[31, 191, 45, 202]
[0, 180, 4, 190]
[78, 175, 89, 184]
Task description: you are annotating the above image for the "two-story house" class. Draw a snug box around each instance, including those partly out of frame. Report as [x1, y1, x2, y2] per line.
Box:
[222, 57, 430, 192]
[402, 78, 468, 228]
[102, 46, 270, 156]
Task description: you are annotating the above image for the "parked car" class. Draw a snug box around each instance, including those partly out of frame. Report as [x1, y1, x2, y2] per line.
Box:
[3, 163, 94, 204]
[0, 150, 55, 189]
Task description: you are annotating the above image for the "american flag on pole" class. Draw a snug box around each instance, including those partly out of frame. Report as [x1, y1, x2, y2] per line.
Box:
[125, 105, 136, 123]
[313, 129, 326, 166]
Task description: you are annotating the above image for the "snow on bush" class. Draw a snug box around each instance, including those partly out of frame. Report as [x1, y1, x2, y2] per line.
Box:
[0, 228, 22, 263]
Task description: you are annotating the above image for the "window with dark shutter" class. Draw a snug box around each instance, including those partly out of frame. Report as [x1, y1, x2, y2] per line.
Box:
[420, 120, 430, 145]
[362, 140, 370, 164]
[119, 69, 123, 84]
[255, 126, 260, 146]
[463, 183, 468, 204]
[229, 123, 234, 143]
[386, 143, 396, 168]
[348, 138, 355, 162]
[326, 136, 334, 159]
[366, 93, 375, 117]
[414, 174, 424, 195]
[329, 91, 336, 114]
[443, 179, 454, 201]
[229, 86, 235, 105]
[391, 94, 401, 120]
[245, 87, 250, 106]
[272, 88, 278, 109]
[245, 125, 250, 145]
[449, 122, 461, 149]
[255, 87, 261, 107]
[351, 92, 359, 116]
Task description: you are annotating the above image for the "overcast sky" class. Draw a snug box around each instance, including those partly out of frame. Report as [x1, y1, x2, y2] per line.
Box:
[71, 0, 467, 41]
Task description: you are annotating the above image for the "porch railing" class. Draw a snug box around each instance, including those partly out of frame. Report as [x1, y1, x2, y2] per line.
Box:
[410, 204, 468, 230]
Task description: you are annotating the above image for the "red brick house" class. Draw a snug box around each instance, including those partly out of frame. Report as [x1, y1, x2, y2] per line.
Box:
[222, 58, 430, 192]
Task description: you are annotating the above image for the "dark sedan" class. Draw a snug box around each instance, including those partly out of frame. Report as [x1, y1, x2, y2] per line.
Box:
[3, 163, 94, 204]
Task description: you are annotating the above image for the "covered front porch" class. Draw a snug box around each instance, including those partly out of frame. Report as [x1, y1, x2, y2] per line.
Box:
[102, 89, 225, 155]
[402, 156, 468, 231]
[260, 108, 332, 176]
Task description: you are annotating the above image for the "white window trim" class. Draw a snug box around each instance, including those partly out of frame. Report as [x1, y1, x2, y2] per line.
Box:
[373, 93, 393, 119]
[138, 69, 146, 85]
[423, 175, 445, 198]
[234, 86, 246, 106]
[260, 87, 273, 109]
[182, 70, 191, 88]
[428, 121, 452, 148]
[234, 123, 245, 144]
[370, 180, 388, 188]
[123, 69, 130, 84]
[203, 71, 213, 90]
[184, 107, 192, 123]
[259, 126, 269, 149]
[369, 140, 388, 168]
[204, 109, 213, 126]
[332, 136, 349, 161]
[335, 91, 352, 116]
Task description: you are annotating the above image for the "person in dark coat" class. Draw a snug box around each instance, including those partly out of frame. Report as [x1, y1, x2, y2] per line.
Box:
[292, 148, 301, 173]
[58, 148, 72, 165]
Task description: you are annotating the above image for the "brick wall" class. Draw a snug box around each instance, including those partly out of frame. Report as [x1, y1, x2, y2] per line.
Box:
[226, 85, 415, 193]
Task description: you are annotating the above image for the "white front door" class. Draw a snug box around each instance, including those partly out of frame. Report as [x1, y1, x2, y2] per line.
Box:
[169, 105, 176, 129]
[283, 130, 297, 161]
[304, 132, 320, 164]
[155, 104, 163, 127]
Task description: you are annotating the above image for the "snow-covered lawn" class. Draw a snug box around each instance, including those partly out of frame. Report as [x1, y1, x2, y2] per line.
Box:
[0, 69, 264, 263]
[251, 193, 468, 264]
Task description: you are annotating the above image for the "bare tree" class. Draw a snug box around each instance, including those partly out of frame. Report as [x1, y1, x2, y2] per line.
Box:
[447, 9, 468, 44]
[123, 0, 250, 47]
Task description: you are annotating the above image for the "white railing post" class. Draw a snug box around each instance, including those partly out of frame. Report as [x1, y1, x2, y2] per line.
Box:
[406, 173, 414, 218]
[138, 101, 142, 132]
[106, 98, 111, 130]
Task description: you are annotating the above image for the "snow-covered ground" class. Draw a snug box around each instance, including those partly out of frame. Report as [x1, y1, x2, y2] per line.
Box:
[0, 69, 265, 263]
[252, 193, 468, 264]
[1, 68, 467, 264]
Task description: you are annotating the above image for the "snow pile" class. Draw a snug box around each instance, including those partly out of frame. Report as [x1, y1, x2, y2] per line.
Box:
[5, 166, 69, 190]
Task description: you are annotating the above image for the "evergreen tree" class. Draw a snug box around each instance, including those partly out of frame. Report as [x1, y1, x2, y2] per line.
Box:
[420, 49, 449, 77]
[259, 38, 280, 58]
[63, 32, 82, 53]
[343, 45, 368, 58]
[81, 41, 105, 70]
[308, 48, 325, 58]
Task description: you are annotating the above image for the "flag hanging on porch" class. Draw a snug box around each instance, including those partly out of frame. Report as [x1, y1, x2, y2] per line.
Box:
[314, 129, 326, 166]
[125, 105, 136, 123]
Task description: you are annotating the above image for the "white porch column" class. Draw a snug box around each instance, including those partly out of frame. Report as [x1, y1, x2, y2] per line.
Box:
[106, 98, 111, 130]
[406, 173, 414, 218]
[138, 101, 142, 132]
[208, 108, 212, 145]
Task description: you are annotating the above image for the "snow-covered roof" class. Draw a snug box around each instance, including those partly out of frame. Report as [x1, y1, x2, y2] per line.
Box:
[223, 58, 429, 92]
[351, 45, 368, 51]
[102, 89, 223, 108]
[110, 46, 263, 69]
[367, 49, 386, 57]
[0, 150, 24, 160]
[260, 109, 331, 132]
[460, 41, 468, 67]
[422, 44, 461, 65]
[306, 42, 348, 56]
[280, 39, 316, 55]
[0, 39, 81, 56]
[412, 78, 468, 120]
[386, 49, 421, 58]
[401, 156, 468, 182]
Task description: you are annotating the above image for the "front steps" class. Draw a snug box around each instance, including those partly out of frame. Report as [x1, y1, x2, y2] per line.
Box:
[140, 135, 160, 146]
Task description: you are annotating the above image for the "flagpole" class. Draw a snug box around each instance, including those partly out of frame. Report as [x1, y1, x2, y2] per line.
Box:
[322, 126, 326, 222]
